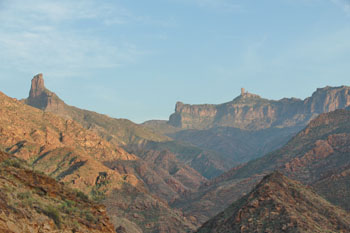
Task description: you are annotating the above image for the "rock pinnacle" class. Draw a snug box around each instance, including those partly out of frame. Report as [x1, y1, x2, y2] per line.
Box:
[29, 73, 45, 98]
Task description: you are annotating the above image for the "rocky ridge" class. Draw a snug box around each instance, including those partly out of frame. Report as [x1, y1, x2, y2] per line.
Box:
[196, 172, 350, 233]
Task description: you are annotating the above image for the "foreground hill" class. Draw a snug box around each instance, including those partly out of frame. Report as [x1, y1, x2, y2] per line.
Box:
[196, 172, 350, 233]
[0, 151, 115, 233]
[145, 86, 350, 166]
[0, 91, 196, 232]
[174, 108, 350, 223]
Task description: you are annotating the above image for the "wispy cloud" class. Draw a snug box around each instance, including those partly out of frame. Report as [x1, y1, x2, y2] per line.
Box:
[330, 0, 350, 14]
[0, 0, 144, 77]
[171, 0, 241, 12]
[213, 27, 350, 93]
[194, 0, 240, 11]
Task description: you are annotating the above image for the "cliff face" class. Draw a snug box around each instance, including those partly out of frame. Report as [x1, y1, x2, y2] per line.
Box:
[195, 172, 350, 233]
[169, 86, 350, 130]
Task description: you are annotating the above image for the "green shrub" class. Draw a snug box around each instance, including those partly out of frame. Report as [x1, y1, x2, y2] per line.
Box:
[83, 211, 98, 224]
[17, 191, 31, 200]
[76, 191, 89, 202]
[91, 188, 106, 202]
[43, 205, 61, 228]
[17, 191, 35, 207]
[60, 200, 78, 214]
[3, 158, 22, 168]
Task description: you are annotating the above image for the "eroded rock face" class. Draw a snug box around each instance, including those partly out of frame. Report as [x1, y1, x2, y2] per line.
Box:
[29, 73, 45, 97]
[26, 73, 65, 111]
[169, 86, 350, 130]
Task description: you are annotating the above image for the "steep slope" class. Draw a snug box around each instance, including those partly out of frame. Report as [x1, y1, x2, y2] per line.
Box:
[174, 108, 350, 223]
[0, 91, 196, 232]
[196, 172, 350, 233]
[0, 151, 115, 233]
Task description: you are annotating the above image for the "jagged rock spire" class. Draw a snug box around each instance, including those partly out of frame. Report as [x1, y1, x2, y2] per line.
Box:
[26, 73, 63, 111]
[29, 73, 45, 98]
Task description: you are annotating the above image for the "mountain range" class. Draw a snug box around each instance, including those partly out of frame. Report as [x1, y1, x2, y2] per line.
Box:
[1, 73, 350, 232]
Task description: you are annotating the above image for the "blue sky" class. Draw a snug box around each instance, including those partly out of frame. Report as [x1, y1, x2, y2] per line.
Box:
[1, 0, 350, 123]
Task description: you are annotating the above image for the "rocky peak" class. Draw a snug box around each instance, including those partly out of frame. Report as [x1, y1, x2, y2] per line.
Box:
[175, 101, 185, 112]
[29, 73, 46, 98]
[239, 88, 260, 99]
[25, 74, 64, 111]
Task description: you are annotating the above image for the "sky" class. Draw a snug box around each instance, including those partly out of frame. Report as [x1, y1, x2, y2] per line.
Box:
[1, 0, 350, 123]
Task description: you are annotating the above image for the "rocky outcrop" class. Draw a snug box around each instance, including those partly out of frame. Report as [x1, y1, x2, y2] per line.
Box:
[168, 86, 350, 130]
[196, 172, 350, 233]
